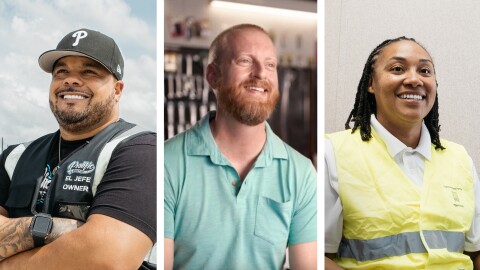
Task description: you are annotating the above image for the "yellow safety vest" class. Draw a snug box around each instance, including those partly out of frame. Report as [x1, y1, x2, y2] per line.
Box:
[327, 129, 475, 270]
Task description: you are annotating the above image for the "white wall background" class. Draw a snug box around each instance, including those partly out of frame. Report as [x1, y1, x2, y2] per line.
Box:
[325, 0, 480, 170]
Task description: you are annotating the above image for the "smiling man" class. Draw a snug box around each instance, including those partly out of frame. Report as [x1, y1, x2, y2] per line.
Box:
[164, 24, 317, 270]
[0, 29, 156, 269]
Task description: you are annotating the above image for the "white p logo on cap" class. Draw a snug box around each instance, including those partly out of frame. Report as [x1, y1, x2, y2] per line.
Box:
[72, 30, 88, 46]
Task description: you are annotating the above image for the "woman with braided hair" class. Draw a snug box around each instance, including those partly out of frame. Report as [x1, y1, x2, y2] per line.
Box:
[325, 37, 480, 269]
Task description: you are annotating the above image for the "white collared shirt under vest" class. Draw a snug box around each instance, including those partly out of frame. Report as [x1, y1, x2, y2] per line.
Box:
[325, 114, 480, 253]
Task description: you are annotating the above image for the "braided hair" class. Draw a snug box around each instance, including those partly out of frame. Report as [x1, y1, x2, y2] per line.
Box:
[345, 37, 444, 150]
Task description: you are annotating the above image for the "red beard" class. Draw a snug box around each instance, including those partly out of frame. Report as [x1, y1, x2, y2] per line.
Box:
[216, 79, 280, 126]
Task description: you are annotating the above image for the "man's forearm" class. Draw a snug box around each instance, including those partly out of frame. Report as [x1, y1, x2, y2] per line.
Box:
[0, 214, 152, 270]
[289, 241, 317, 270]
[0, 217, 32, 261]
[0, 216, 84, 261]
[45, 218, 84, 244]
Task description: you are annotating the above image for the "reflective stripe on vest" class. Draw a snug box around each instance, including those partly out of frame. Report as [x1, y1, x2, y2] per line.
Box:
[5, 142, 30, 180]
[91, 125, 157, 266]
[339, 230, 465, 262]
[89, 124, 157, 265]
[92, 125, 149, 195]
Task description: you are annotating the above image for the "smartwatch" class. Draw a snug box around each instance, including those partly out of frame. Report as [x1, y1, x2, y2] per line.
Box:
[29, 213, 53, 247]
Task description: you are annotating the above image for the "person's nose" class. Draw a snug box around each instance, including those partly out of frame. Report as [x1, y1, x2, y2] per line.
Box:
[252, 61, 266, 80]
[62, 73, 83, 87]
[403, 69, 423, 88]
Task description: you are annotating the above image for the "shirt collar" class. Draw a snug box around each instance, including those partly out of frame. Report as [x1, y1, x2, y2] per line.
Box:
[370, 114, 431, 160]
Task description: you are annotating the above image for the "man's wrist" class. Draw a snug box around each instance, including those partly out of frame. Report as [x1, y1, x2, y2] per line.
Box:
[29, 213, 53, 248]
[45, 218, 85, 244]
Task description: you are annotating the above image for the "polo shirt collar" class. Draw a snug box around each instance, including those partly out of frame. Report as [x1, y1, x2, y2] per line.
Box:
[370, 114, 431, 160]
[187, 111, 288, 166]
[257, 121, 289, 167]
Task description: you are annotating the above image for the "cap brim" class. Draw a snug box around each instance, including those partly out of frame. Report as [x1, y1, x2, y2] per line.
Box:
[38, 49, 111, 74]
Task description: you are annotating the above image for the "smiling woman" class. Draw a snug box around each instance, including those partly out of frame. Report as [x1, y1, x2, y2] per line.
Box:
[324, 37, 480, 269]
[367, 39, 437, 147]
[343, 37, 442, 150]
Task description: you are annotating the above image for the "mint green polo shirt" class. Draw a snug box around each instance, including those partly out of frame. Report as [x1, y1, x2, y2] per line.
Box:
[164, 112, 317, 270]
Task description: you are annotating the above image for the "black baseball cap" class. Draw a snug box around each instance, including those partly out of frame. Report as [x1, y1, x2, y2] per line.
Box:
[38, 28, 124, 80]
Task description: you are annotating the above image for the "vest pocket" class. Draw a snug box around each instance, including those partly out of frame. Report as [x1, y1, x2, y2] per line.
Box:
[254, 196, 293, 245]
[54, 202, 90, 222]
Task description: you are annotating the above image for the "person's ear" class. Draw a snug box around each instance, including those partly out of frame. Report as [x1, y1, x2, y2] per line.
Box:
[368, 77, 374, 94]
[206, 63, 219, 89]
[114, 80, 124, 102]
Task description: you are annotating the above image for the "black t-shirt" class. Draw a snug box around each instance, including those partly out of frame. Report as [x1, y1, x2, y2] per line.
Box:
[0, 133, 157, 243]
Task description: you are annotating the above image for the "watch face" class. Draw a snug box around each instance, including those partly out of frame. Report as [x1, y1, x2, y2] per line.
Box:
[32, 216, 52, 234]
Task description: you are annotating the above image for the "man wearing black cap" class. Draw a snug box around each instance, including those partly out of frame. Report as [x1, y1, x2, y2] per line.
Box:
[0, 29, 156, 269]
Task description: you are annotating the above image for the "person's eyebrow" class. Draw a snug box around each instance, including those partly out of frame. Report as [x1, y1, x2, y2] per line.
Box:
[388, 56, 434, 65]
[53, 61, 67, 69]
[53, 59, 104, 70]
[83, 61, 103, 69]
[419, 59, 434, 65]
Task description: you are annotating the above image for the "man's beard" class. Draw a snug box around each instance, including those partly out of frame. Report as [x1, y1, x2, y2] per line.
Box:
[50, 89, 116, 133]
[216, 78, 279, 126]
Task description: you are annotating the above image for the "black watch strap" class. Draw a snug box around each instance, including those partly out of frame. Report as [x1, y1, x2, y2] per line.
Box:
[32, 232, 47, 247]
[30, 213, 53, 247]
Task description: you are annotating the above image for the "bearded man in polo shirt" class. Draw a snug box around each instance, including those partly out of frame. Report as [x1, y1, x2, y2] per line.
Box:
[164, 23, 317, 270]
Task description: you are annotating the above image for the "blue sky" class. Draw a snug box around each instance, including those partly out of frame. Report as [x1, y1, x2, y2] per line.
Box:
[125, 0, 156, 26]
[0, 0, 157, 150]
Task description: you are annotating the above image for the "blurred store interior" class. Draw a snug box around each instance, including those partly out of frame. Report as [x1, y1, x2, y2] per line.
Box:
[164, 0, 317, 165]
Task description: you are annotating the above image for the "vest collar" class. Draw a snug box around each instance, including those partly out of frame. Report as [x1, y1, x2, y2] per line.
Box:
[370, 114, 431, 161]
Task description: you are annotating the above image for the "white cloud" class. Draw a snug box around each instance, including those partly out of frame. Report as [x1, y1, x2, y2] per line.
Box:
[122, 54, 157, 131]
[0, 0, 156, 149]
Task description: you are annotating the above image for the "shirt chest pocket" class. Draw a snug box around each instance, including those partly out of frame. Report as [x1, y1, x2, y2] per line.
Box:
[254, 196, 293, 245]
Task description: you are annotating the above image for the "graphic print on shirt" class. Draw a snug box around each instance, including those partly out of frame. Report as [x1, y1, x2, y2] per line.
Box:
[37, 164, 55, 209]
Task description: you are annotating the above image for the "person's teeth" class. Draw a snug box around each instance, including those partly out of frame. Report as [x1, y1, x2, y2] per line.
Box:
[63, 95, 85, 100]
[400, 94, 422, 100]
[249, 86, 265, 92]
